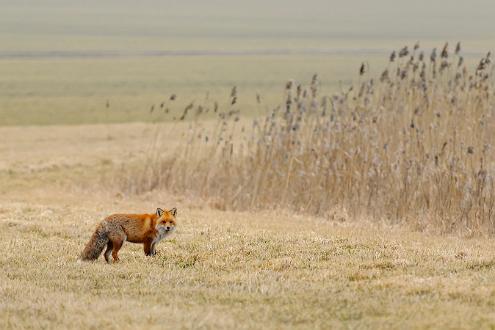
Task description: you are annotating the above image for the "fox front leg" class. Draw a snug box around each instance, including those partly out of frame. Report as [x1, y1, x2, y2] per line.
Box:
[144, 239, 153, 256]
[150, 242, 158, 256]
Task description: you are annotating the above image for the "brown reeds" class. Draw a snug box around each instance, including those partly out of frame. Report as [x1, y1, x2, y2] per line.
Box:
[120, 43, 495, 235]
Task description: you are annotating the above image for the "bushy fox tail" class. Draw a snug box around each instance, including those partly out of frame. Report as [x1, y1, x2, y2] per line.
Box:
[81, 224, 108, 261]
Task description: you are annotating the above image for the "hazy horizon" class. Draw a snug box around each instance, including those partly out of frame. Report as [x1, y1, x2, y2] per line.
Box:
[1, 0, 495, 49]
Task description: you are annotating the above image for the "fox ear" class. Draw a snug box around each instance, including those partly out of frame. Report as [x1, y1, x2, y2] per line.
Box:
[170, 208, 177, 216]
[156, 208, 164, 217]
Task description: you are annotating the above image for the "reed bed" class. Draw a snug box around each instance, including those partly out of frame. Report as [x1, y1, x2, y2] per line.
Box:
[120, 43, 495, 234]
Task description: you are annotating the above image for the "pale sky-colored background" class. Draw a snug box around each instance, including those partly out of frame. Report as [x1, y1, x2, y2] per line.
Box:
[1, 0, 494, 49]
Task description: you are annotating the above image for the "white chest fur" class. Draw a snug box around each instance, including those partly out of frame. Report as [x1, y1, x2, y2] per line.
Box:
[153, 226, 171, 245]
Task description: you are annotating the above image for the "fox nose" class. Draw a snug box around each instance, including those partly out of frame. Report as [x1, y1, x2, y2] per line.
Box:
[166, 226, 171, 230]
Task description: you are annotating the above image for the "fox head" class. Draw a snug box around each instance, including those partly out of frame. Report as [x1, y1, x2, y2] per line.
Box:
[155, 207, 177, 234]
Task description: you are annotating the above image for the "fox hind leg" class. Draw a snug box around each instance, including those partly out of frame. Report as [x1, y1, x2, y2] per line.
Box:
[108, 231, 126, 263]
[104, 241, 113, 263]
[111, 239, 123, 262]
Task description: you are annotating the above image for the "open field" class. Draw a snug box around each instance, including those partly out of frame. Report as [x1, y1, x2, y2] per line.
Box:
[3, 38, 495, 328]
[2, 124, 495, 329]
[1, 0, 494, 127]
[3, 2, 495, 328]
[1, 39, 494, 126]
[2, 1, 494, 126]
[0, 53, 374, 125]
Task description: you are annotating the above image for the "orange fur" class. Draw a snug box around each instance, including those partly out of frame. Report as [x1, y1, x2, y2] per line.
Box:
[81, 208, 177, 263]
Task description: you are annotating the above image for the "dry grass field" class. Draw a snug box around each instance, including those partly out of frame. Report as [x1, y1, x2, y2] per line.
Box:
[2, 123, 495, 329]
[3, 2, 495, 329]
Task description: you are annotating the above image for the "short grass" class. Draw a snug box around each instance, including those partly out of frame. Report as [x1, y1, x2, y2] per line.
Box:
[2, 195, 495, 329]
[1, 124, 495, 329]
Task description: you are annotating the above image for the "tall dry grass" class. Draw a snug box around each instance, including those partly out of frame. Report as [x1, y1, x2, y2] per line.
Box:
[120, 43, 495, 234]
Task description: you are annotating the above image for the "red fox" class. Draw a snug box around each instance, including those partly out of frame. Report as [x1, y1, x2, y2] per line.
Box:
[81, 208, 177, 263]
